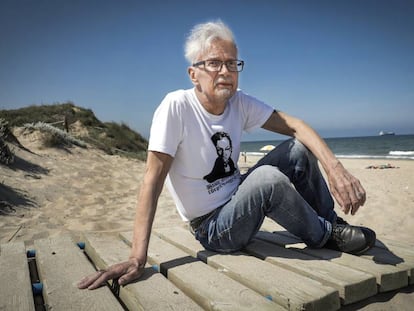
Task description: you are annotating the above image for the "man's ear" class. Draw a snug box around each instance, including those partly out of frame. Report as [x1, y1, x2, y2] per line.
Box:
[188, 67, 198, 85]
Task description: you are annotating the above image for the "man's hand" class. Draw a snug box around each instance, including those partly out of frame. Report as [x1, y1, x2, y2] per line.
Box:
[328, 161, 366, 216]
[77, 257, 145, 290]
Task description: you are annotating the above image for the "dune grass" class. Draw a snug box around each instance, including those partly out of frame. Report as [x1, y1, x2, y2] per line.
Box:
[0, 102, 148, 160]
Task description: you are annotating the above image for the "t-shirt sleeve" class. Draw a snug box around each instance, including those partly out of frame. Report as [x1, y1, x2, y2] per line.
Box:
[148, 92, 183, 157]
[239, 92, 274, 133]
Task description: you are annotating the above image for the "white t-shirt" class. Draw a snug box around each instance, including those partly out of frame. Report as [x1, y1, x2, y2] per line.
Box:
[148, 88, 274, 221]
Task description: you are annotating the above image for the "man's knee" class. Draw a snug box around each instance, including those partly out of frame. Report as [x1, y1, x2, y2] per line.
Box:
[289, 139, 311, 159]
[250, 165, 291, 188]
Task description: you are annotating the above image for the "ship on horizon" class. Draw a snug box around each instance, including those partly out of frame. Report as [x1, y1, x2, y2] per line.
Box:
[379, 131, 395, 136]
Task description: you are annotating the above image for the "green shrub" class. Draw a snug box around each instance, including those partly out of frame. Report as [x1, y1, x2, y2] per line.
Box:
[0, 137, 14, 165]
[0, 119, 15, 165]
[0, 102, 76, 129]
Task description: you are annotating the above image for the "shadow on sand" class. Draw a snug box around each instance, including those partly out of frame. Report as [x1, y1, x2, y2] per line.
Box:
[9, 154, 50, 175]
[0, 183, 37, 215]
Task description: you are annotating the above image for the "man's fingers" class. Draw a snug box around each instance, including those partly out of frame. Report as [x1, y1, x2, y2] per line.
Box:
[329, 168, 367, 217]
[78, 267, 122, 290]
[118, 265, 145, 286]
[351, 204, 360, 215]
[88, 268, 124, 290]
[88, 265, 144, 289]
[87, 273, 109, 290]
[349, 182, 366, 215]
[77, 277, 92, 289]
[355, 184, 366, 205]
[78, 260, 146, 290]
[77, 270, 105, 289]
[331, 187, 350, 214]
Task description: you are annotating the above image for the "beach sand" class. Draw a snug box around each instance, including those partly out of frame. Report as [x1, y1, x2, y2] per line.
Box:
[1, 134, 413, 309]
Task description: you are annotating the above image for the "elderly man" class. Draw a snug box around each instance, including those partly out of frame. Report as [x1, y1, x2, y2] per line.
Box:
[79, 20, 375, 290]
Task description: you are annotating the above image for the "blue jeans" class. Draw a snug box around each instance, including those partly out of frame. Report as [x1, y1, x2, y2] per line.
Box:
[194, 139, 337, 253]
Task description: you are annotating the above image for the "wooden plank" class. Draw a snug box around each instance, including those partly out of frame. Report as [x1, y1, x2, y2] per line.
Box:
[0, 242, 35, 311]
[373, 240, 414, 284]
[245, 238, 377, 305]
[34, 235, 123, 311]
[361, 247, 414, 285]
[82, 232, 202, 311]
[376, 237, 414, 251]
[153, 227, 341, 311]
[256, 230, 409, 292]
[263, 228, 414, 285]
[120, 232, 281, 311]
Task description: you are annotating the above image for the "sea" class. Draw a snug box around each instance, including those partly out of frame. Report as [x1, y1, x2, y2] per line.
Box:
[240, 134, 414, 161]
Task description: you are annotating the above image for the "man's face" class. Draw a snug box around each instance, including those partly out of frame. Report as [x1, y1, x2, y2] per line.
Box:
[189, 39, 239, 107]
[216, 137, 231, 161]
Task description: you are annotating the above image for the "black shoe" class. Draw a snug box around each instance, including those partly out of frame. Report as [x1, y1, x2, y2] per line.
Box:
[335, 217, 349, 225]
[325, 223, 376, 255]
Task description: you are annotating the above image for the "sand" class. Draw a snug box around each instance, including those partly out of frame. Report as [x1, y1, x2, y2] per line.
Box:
[1, 132, 413, 309]
[0, 131, 183, 245]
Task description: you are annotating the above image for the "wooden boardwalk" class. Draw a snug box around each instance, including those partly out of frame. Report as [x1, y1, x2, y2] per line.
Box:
[1, 223, 413, 310]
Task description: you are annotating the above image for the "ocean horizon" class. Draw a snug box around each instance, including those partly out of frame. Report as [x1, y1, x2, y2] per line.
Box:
[240, 134, 414, 160]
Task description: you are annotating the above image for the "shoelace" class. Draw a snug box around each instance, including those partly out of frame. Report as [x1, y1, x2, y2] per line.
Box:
[331, 224, 346, 244]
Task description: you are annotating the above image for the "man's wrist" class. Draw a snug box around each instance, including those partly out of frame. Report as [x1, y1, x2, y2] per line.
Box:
[327, 159, 342, 174]
[128, 255, 147, 267]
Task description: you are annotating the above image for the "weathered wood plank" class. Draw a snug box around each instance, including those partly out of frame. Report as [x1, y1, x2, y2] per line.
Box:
[256, 228, 409, 292]
[0, 242, 35, 311]
[82, 232, 202, 311]
[154, 227, 341, 311]
[376, 238, 414, 252]
[361, 247, 414, 285]
[263, 228, 414, 285]
[245, 238, 377, 305]
[373, 239, 414, 284]
[120, 232, 281, 311]
[34, 235, 123, 311]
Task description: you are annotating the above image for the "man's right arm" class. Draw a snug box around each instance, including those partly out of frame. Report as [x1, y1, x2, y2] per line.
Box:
[128, 151, 173, 277]
[78, 151, 173, 289]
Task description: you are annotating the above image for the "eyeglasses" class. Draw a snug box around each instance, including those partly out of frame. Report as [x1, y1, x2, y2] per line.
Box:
[192, 59, 244, 72]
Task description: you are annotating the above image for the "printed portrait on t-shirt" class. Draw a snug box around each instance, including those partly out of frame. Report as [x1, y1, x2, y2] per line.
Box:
[203, 132, 236, 183]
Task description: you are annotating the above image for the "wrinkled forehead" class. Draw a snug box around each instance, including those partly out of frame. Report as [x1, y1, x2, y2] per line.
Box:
[199, 39, 238, 60]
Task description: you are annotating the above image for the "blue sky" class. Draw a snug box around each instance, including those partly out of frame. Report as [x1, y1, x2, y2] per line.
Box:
[1, 0, 413, 141]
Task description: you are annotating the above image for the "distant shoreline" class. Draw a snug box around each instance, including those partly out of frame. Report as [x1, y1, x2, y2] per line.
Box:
[239, 152, 414, 163]
[241, 133, 414, 143]
[240, 152, 414, 162]
[240, 134, 414, 161]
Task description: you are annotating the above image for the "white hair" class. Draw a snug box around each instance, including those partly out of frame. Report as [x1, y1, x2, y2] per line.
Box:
[184, 20, 237, 64]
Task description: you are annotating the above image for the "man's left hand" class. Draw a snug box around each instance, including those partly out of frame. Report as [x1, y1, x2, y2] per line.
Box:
[328, 161, 366, 215]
